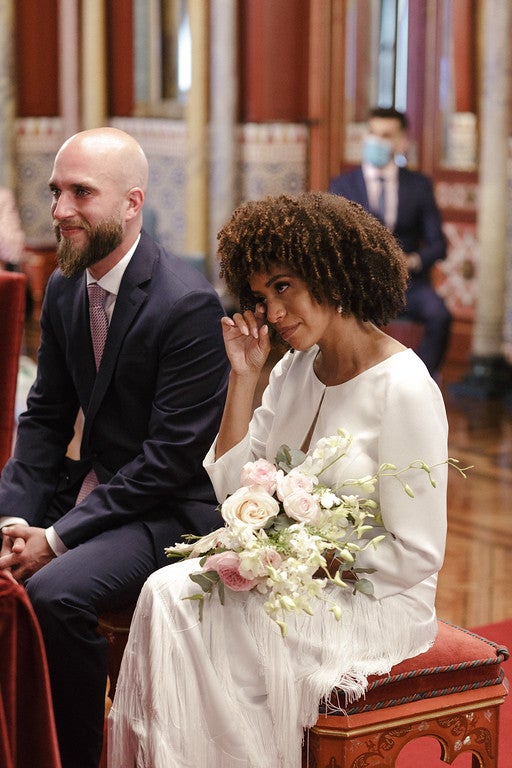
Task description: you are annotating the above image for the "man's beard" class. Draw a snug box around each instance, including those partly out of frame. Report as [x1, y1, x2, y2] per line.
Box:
[55, 216, 124, 278]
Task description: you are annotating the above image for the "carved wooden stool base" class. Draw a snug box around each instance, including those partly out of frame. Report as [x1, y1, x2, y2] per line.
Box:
[303, 684, 507, 767]
[303, 621, 509, 768]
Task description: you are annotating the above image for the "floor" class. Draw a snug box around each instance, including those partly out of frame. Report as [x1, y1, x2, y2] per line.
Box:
[436, 388, 512, 627]
[22, 317, 512, 628]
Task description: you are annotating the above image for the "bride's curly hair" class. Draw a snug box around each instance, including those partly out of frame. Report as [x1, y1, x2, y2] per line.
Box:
[217, 192, 408, 326]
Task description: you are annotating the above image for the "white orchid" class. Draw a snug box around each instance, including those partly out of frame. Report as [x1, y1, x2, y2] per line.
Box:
[167, 428, 462, 636]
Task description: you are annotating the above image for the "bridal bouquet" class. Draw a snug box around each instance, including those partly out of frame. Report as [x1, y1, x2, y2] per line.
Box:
[166, 429, 464, 636]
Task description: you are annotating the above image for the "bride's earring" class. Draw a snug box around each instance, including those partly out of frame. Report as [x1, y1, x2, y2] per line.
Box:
[336, 305, 342, 314]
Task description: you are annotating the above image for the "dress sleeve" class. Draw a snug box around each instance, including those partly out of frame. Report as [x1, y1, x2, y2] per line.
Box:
[355, 372, 449, 600]
[204, 351, 294, 502]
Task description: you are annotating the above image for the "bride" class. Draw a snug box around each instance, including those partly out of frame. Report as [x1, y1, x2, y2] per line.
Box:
[108, 192, 448, 768]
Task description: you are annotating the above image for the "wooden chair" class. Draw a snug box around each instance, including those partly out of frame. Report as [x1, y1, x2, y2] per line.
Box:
[303, 620, 509, 768]
[98, 605, 136, 768]
[0, 271, 27, 471]
[98, 605, 136, 703]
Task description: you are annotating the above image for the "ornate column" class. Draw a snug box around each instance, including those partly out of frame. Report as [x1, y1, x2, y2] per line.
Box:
[81, 0, 107, 129]
[59, 0, 80, 138]
[209, 0, 237, 294]
[185, 0, 209, 271]
[451, 0, 512, 398]
[0, 0, 16, 189]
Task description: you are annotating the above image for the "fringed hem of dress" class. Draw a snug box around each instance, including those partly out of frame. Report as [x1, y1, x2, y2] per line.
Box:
[108, 558, 437, 768]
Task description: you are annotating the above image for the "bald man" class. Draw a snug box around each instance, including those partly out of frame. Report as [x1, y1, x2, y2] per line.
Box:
[0, 128, 229, 767]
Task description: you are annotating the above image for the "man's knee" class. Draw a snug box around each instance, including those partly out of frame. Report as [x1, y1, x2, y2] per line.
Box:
[26, 567, 62, 618]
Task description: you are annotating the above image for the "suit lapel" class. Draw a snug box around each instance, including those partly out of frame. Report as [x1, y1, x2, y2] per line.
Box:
[356, 168, 371, 208]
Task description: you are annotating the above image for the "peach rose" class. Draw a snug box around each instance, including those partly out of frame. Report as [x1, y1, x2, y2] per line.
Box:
[221, 486, 280, 529]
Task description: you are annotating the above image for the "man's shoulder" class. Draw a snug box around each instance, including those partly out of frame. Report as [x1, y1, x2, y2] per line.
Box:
[398, 166, 433, 188]
[329, 166, 362, 190]
[134, 232, 218, 296]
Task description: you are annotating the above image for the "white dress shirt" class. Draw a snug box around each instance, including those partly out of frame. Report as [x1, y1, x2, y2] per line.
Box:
[362, 161, 398, 230]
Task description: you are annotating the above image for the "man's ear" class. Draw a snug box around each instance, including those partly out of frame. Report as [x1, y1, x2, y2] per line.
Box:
[125, 187, 144, 220]
[396, 132, 409, 155]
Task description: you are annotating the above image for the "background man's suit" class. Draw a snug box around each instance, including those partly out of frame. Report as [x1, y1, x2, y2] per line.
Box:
[0, 230, 229, 766]
[329, 166, 452, 375]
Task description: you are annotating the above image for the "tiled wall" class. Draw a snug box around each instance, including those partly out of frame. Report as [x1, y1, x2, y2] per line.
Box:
[15, 118, 309, 263]
[15, 116, 480, 331]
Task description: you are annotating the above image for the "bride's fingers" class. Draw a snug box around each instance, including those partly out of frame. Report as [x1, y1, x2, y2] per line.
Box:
[229, 310, 259, 338]
[221, 314, 249, 337]
[222, 310, 268, 342]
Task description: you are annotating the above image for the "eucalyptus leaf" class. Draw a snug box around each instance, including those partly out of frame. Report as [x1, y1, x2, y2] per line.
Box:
[275, 444, 306, 472]
[353, 578, 375, 595]
[189, 571, 220, 593]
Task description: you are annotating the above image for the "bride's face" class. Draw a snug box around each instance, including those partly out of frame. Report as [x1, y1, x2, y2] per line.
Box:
[249, 265, 337, 350]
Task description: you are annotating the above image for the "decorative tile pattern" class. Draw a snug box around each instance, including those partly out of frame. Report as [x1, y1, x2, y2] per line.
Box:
[15, 118, 65, 248]
[435, 221, 478, 320]
[238, 123, 308, 201]
[110, 117, 189, 257]
[15, 117, 309, 276]
[435, 180, 479, 212]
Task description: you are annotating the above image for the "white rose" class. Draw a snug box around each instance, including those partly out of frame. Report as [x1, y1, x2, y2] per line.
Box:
[221, 486, 280, 529]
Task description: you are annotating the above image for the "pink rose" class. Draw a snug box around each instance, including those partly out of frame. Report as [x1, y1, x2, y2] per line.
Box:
[276, 468, 315, 501]
[282, 489, 322, 525]
[259, 548, 283, 570]
[203, 551, 259, 591]
[240, 458, 279, 495]
[221, 486, 280, 529]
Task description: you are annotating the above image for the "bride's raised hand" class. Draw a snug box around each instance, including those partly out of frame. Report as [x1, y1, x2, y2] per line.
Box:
[221, 304, 271, 375]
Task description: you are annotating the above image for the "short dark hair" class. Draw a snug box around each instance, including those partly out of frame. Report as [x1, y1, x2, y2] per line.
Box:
[368, 107, 408, 131]
[217, 192, 408, 327]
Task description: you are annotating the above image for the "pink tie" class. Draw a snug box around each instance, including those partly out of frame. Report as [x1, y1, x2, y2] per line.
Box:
[87, 283, 109, 371]
[76, 283, 109, 503]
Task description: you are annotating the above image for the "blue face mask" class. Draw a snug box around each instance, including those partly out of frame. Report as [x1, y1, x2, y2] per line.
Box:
[362, 136, 392, 168]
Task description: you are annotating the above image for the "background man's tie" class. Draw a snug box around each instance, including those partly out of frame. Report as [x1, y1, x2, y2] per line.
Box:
[376, 176, 386, 224]
[76, 283, 109, 503]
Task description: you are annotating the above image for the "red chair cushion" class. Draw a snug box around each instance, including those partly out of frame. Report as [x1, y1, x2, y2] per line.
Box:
[325, 620, 509, 715]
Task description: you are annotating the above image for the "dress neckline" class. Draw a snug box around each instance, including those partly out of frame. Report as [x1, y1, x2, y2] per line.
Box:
[311, 347, 411, 389]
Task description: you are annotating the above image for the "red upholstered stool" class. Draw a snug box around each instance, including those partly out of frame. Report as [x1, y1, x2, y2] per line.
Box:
[303, 620, 509, 768]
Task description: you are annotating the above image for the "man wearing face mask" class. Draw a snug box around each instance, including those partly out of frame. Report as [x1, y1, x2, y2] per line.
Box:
[329, 107, 451, 379]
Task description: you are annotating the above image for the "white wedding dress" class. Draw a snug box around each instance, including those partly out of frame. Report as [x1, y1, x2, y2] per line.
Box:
[109, 348, 448, 768]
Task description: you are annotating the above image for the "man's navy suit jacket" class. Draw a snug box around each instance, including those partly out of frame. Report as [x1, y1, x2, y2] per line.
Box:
[329, 166, 447, 283]
[0, 230, 229, 565]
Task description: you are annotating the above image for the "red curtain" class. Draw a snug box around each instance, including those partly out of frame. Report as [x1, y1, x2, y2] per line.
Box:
[0, 572, 61, 768]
